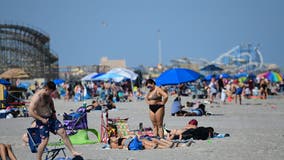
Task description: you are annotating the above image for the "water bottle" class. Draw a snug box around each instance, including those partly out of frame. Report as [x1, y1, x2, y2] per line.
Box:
[83, 101, 87, 108]
[139, 122, 143, 131]
[215, 133, 230, 138]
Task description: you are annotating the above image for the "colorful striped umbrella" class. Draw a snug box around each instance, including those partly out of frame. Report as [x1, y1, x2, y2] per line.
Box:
[257, 71, 283, 82]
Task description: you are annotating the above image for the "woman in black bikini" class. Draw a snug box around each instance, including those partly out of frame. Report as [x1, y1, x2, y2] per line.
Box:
[145, 79, 168, 138]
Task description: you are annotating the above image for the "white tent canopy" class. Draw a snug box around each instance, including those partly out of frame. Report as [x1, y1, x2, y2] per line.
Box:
[93, 73, 125, 82]
[81, 72, 98, 81]
[107, 68, 138, 80]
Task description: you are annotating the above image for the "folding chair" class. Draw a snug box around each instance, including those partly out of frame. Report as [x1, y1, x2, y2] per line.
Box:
[27, 128, 69, 160]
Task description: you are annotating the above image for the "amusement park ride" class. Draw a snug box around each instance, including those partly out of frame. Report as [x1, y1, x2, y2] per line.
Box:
[213, 44, 264, 73]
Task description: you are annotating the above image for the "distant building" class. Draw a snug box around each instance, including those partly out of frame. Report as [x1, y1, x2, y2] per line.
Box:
[100, 57, 126, 69]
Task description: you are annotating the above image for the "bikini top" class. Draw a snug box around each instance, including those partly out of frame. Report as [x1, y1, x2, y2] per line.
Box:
[148, 91, 162, 101]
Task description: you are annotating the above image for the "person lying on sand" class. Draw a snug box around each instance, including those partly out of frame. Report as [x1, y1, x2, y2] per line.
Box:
[167, 126, 214, 140]
[0, 143, 17, 160]
[171, 97, 208, 116]
[166, 119, 198, 140]
[108, 135, 193, 150]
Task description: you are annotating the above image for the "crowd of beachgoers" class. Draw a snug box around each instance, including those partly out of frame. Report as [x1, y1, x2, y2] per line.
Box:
[1, 70, 284, 159]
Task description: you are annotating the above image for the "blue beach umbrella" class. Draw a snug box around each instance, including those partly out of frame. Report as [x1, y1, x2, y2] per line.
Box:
[156, 68, 201, 86]
[204, 74, 216, 81]
[17, 82, 31, 89]
[218, 73, 231, 79]
[53, 79, 65, 85]
[0, 79, 11, 86]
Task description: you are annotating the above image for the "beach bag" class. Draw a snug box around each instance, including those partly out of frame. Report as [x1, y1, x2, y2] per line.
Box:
[128, 136, 143, 150]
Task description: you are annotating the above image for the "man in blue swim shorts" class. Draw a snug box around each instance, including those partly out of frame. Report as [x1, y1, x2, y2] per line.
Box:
[29, 81, 81, 160]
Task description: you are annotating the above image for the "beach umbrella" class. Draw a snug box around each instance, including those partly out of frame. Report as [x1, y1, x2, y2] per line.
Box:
[235, 72, 248, 78]
[17, 82, 31, 89]
[53, 79, 65, 85]
[204, 74, 217, 81]
[257, 71, 283, 82]
[0, 79, 11, 86]
[200, 64, 223, 72]
[0, 68, 30, 79]
[155, 68, 201, 86]
[107, 68, 138, 80]
[218, 73, 231, 79]
[234, 72, 248, 83]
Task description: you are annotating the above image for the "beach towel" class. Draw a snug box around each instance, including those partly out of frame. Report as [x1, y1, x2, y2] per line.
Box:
[116, 120, 129, 137]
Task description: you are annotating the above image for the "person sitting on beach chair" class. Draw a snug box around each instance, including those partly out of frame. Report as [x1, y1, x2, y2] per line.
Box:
[0, 143, 17, 160]
[28, 81, 81, 160]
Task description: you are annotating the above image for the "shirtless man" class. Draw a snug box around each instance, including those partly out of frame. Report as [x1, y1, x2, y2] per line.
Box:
[28, 81, 81, 160]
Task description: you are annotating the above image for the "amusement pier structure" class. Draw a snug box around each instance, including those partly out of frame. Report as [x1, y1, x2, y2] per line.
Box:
[213, 44, 264, 73]
[0, 24, 59, 79]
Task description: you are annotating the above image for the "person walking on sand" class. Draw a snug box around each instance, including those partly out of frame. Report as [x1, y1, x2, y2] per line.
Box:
[28, 81, 81, 160]
[145, 79, 168, 138]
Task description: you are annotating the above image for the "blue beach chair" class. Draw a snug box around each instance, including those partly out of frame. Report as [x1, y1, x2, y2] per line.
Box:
[27, 128, 70, 160]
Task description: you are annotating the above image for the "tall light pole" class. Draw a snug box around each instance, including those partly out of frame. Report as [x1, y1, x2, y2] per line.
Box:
[157, 29, 162, 67]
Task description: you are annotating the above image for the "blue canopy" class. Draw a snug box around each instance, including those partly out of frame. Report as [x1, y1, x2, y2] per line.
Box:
[156, 68, 201, 86]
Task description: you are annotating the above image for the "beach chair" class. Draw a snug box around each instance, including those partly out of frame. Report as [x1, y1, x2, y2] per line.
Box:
[27, 128, 69, 160]
[63, 107, 88, 135]
[63, 106, 100, 144]
[100, 109, 129, 143]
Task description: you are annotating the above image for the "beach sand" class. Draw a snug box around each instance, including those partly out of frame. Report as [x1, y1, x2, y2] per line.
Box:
[1, 95, 284, 160]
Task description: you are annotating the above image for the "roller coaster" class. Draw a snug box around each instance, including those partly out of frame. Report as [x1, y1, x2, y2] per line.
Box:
[0, 24, 58, 79]
[213, 44, 264, 72]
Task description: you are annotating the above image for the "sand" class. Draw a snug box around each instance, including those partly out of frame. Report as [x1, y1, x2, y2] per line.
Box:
[1, 95, 284, 160]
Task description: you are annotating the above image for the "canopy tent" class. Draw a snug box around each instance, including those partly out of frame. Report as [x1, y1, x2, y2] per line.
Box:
[81, 72, 104, 81]
[155, 68, 201, 86]
[107, 68, 138, 80]
[200, 64, 223, 73]
[93, 73, 126, 82]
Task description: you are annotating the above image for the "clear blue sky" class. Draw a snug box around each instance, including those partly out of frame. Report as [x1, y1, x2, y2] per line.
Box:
[1, 0, 283, 68]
